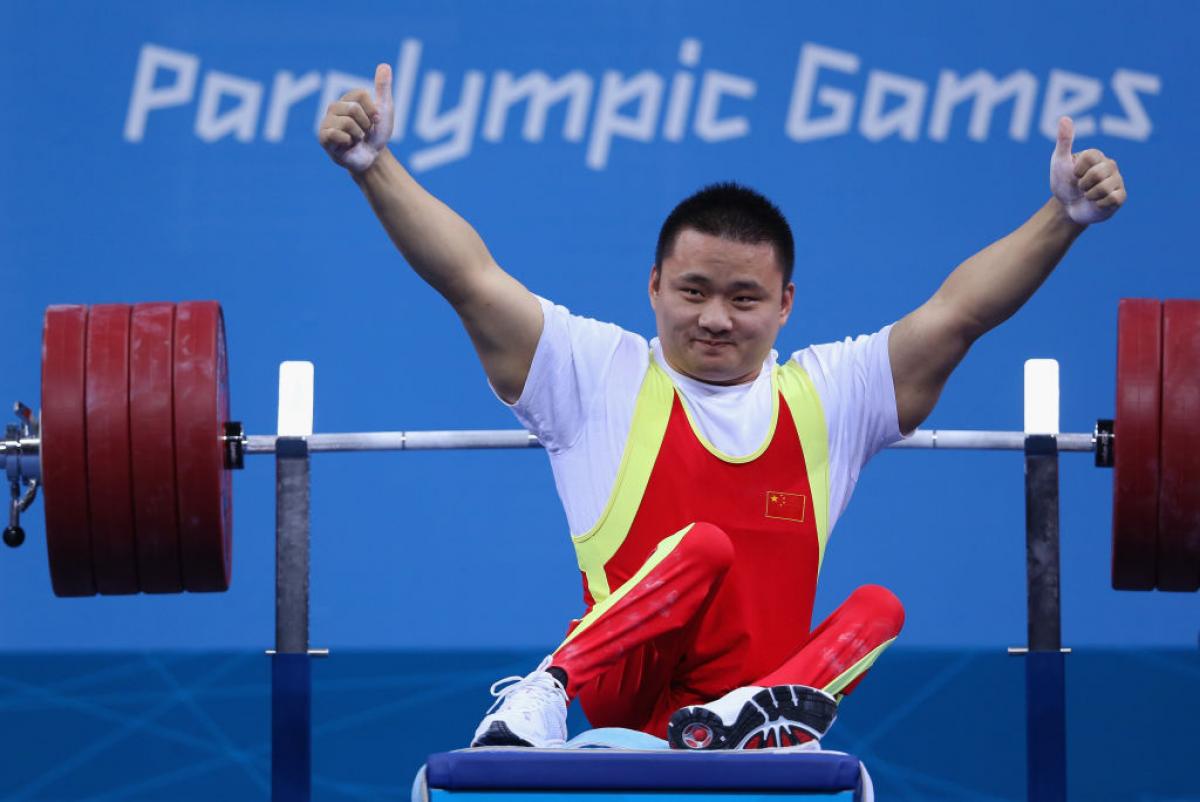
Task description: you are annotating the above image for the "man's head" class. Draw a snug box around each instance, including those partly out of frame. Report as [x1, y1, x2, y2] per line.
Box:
[649, 183, 796, 385]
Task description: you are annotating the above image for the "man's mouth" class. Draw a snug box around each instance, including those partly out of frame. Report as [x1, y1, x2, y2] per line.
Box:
[695, 338, 733, 347]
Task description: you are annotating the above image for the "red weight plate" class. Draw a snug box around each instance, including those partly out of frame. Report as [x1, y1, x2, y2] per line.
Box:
[1157, 299, 1200, 592]
[173, 301, 233, 592]
[130, 302, 183, 594]
[1112, 298, 1162, 590]
[85, 304, 139, 594]
[41, 305, 96, 597]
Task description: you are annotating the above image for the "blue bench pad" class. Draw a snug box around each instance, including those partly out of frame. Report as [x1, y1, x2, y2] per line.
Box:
[425, 749, 862, 793]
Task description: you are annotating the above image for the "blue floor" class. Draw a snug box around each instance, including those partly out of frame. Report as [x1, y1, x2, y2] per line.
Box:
[0, 649, 1196, 801]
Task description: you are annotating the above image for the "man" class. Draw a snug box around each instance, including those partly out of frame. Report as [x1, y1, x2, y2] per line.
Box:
[319, 64, 1126, 751]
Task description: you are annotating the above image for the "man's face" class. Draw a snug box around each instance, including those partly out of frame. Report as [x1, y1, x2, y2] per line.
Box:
[649, 228, 795, 385]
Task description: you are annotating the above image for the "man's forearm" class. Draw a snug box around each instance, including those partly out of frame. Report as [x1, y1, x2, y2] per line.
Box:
[935, 197, 1087, 340]
[353, 148, 497, 308]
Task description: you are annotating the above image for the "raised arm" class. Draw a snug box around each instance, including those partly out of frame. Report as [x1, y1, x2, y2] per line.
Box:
[318, 64, 542, 403]
[888, 116, 1127, 434]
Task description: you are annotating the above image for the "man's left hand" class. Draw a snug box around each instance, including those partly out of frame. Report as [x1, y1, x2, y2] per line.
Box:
[1050, 115, 1127, 226]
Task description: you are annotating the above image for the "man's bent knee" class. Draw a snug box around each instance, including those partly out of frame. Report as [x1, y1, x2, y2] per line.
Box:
[848, 583, 906, 635]
[675, 522, 735, 577]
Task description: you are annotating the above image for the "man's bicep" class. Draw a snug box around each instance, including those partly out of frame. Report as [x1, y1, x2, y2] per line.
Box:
[794, 328, 901, 531]
[490, 295, 642, 455]
[889, 299, 975, 434]
[456, 266, 544, 404]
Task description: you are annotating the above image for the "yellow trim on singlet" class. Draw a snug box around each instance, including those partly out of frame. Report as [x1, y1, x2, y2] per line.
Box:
[777, 360, 831, 569]
[822, 636, 897, 697]
[557, 524, 694, 651]
[571, 354, 832, 603]
[677, 367, 781, 464]
[571, 362, 675, 604]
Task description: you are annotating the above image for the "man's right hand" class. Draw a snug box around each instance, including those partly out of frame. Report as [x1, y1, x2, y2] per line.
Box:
[318, 64, 394, 174]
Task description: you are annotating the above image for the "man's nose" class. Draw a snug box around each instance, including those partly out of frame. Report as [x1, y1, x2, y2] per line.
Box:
[697, 301, 733, 334]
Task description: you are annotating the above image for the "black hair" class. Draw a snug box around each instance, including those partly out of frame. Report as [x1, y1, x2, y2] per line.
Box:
[654, 182, 794, 285]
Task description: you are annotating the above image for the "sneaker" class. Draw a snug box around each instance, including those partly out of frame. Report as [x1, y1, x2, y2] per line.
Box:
[667, 685, 838, 750]
[470, 656, 569, 748]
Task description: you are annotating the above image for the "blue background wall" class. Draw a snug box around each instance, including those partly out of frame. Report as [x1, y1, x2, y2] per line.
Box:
[1, 0, 1196, 655]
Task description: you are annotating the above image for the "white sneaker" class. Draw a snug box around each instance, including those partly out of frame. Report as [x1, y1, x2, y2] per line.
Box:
[667, 685, 838, 750]
[470, 656, 568, 748]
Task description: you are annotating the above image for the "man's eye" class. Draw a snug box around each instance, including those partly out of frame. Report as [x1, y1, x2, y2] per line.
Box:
[682, 288, 702, 296]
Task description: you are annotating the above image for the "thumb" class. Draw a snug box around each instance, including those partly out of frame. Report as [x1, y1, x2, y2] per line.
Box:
[1054, 116, 1074, 159]
[374, 63, 393, 112]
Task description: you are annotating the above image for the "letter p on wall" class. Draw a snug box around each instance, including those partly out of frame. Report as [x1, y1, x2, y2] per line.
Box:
[125, 44, 200, 141]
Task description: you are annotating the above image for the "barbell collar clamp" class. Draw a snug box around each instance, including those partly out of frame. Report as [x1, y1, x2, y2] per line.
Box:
[1, 436, 41, 481]
[222, 422, 245, 470]
[3, 401, 41, 483]
[1093, 419, 1115, 468]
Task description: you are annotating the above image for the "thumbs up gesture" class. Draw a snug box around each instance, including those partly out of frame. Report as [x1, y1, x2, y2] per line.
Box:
[318, 64, 394, 174]
[1050, 116, 1126, 226]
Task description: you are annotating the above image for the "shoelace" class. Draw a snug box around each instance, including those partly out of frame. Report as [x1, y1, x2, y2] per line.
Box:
[486, 656, 566, 716]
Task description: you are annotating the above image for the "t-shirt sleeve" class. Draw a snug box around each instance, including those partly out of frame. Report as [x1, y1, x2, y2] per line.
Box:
[790, 323, 907, 530]
[491, 296, 647, 454]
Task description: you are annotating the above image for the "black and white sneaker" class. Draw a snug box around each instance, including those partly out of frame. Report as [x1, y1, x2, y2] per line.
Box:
[667, 685, 838, 750]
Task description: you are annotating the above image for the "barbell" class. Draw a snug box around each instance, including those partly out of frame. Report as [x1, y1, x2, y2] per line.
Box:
[2, 298, 1197, 596]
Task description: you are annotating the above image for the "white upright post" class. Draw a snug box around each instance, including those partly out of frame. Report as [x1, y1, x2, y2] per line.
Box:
[1024, 359, 1060, 436]
[277, 361, 315, 437]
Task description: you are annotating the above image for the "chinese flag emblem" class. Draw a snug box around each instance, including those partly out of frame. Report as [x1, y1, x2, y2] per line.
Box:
[765, 491, 807, 523]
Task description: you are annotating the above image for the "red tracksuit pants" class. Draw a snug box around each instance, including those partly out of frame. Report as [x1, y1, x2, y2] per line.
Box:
[550, 522, 905, 738]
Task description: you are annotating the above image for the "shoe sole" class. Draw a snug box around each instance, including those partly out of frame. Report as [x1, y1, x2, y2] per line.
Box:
[667, 685, 838, 750]
[471, 720, 534, 748]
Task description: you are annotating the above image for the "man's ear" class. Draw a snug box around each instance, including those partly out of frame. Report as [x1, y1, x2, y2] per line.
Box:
[648, 266, 661, 308]
[779, 281, 795, 325]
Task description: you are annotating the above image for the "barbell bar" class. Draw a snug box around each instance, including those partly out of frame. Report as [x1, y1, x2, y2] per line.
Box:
[236, 428, 1098, 454]
[2, 298, 1197, 595]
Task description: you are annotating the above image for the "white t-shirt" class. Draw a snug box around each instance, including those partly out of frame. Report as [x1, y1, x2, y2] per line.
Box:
[500, 297, 906, 537]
